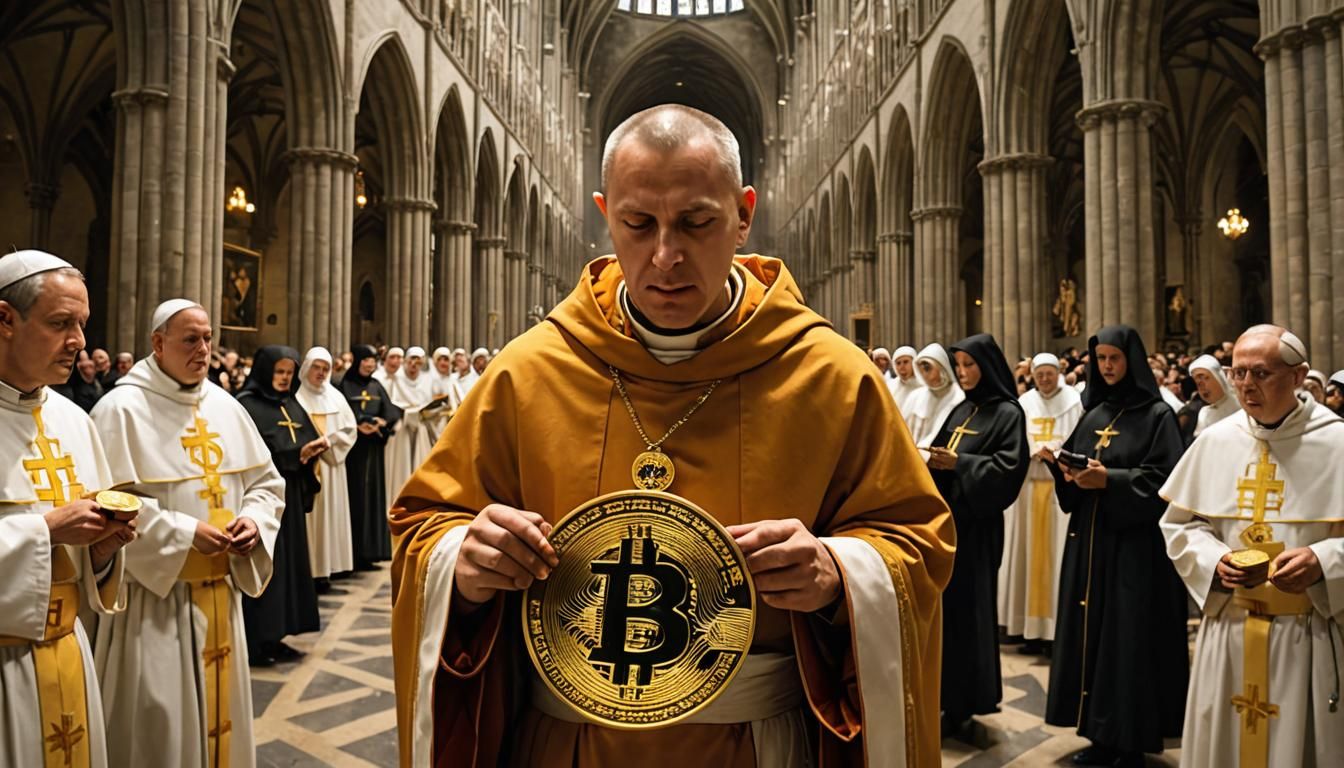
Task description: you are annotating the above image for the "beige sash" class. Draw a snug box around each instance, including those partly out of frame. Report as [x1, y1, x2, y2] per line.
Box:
[531, 652, 811, 767]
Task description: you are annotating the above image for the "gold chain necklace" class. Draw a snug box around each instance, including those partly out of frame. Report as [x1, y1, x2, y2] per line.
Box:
[609, 366, 721, 491]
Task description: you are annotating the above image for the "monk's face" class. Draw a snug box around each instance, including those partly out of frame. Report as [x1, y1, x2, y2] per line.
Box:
[954, 351, 981, 391]
[454, 352, 469, 374]
[1327, 384, 1343, 413]
[0, 271, 88, 392]
[1033, 364, 1060, 396]
[406, 356, 422, 377]
[154, 307, 213, 386]
[472, 355, 487, 374]
[272, 358, 295, 393]
[307, 359, 330, 389]
[1232, 334, 1306, 424]
[872, 351, 891, 372]
[435, 356, 452, 375]
[594, 138, 757, 330]
[894, 355, 913, 379]
[917, 359, 942, 388]
[1094, 344, 1127, 386]
[1192, 368, 1222, 404]
[384, 353, 402, 374]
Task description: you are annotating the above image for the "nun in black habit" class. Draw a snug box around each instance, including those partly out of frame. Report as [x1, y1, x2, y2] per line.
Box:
[1044, 325, 1188, 767]
[237, 345, 324, 665]
[928, 333, 1029, 730]
[338, 344, 402, 568]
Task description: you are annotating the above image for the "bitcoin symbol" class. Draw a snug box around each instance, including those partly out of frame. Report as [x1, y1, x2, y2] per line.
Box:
[588, 525, 691, 689]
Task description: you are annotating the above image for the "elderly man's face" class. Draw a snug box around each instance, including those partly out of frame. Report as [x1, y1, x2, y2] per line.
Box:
[1231, 334, 1305, 424]
[115, 353, 133, 374]
[1192, 368, 1223, 404]
[0, 272, 89, 392]
[1033, 364, 1060, 395]
[153, 308, 213, 386]
[91, 348, 110, 372]
[594, 138, 757, 330]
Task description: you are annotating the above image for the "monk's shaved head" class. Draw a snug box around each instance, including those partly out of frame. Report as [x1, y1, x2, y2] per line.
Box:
[1236, 324, 1309, 367]
[602, 104, 742, 191]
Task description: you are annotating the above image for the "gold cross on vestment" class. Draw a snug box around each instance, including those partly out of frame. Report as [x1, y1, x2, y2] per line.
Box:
[45, 712, 85, 766]
[181, 408, 231, 526]
[946, 407, 981, 453]
[1030, 416, 1058, 443]
[1237, 443, 1285, 525]
[277, 406, 302, 443]
[1232, 682, 1279, 735]
[357, 389, 375, 412]
[23, 407, 84, 505]
[1094, 425, 1120, 451]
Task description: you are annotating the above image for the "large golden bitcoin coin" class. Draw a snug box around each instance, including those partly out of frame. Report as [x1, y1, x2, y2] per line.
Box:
[523, 491, 755, 729]
[94, 490, 142, 519]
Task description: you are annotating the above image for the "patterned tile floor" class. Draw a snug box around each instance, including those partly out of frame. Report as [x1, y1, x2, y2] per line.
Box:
[251, 566, 1184, 767]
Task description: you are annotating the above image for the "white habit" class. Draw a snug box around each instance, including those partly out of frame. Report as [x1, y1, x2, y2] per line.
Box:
[901, 343, 965, 460]
[1190, 355, 1242, 437]
[1160, 396, 1344, 768]
[383, 364, 435, 508]
[91, 355, 285, 768]
[296, 348, 357, 579]
[889, 345, 923, 415]
[997, 364, 1083, 640]
[0, 382, 125, 768]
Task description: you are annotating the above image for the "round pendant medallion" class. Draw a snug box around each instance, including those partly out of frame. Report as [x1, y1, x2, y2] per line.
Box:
[631, 450, 675, 491]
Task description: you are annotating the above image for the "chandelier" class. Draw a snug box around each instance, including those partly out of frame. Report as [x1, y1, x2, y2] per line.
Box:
[1217, 208, 1249, 240]
[354, 170, 368, 209]
[226, 185, 255, 214]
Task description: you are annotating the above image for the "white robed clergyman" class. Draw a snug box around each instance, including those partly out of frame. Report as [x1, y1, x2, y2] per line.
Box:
[92, 299, 284, 768]
[0, 251, 132, 768]
[425, 347, 458, 441]
[373, 347, 402, 387]
[901, 343, 965, 460]
[383, 346, 435, 508]
[1160, 326, 1344, 768]
[1190, 354, 1242, 438]
[889, 345, 922, 414]
[455, 347, 488, 402]
[998, 353, 1083, 641]
[295, 348, 357, 580]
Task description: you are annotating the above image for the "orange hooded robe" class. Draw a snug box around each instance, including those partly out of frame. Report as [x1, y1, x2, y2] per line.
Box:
[390, 255, 955, 767]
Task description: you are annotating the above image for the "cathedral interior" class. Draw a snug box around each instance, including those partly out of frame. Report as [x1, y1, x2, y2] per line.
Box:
[1, 1, 1341, 763]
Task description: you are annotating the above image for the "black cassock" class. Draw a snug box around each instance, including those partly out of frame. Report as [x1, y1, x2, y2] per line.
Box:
[931, 334, 1029, 720]
[339, 345, 402, 566]
[237, 346, 322, 650]
[1044, 326, 1188, 754]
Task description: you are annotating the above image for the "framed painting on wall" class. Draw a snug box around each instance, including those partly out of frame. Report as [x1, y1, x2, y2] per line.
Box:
[221, 243, 261, 332]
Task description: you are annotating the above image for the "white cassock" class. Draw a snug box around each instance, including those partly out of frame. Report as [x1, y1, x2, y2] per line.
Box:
[91, 356, 284, 768]
[890, 375, 922, 415]
[1160, 396, 1344, 768]
[901, 343, 965, 460]
[296, 350, 357, 579]
[997, 384, 1082, 640]
[1190, 355, 1242, 438]
[0, 383, 126, 768]
[424, 371, 458, 442]
[455, 368, 480, 403]
[383, 370, 435, 508]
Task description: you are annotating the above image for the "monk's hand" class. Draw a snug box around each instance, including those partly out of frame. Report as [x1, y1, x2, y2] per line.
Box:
[89, 518, 137, 571]
[455, 505, 560, 605]
[300, 437, 329, 463]
[926, 447, 958, 471]
[1072, 459, 1108, 489]
[1217, 551, 1269, 590]
[45, 499, 110, 546]
[728, 519, 842, 613]
[193, 520, 232, 555]
[1036, 446, 1056, 463]
[1270, 547, 1324, 594]
[357, 421, 380, 436]
[227, 516, 260, 556]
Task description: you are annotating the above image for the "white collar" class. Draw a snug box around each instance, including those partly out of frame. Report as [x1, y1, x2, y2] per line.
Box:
[621, 266, 745, 365]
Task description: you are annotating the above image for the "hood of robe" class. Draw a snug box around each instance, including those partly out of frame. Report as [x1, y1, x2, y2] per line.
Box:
[298, 347, 350, 415]
[914, 343, 958, 394]
[116, 354, 212, 406]
[1245, 392, 1342, 441]
[545, 255, 829, 382]
[240, 345, 302, 403]
[1082, 325, 1161, 410]
[343, 345, 379, 387]
[1189, 354, 1236, 409]
[949, 333, 1020, 407]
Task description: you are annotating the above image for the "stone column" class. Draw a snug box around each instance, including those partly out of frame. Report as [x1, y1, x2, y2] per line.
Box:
[1258, 7, 1344, 370]
[979, 153, 1051, 359]
[1177, 216, 1208, 341]
[284, 147, 357, 352]
[527, 260, 544, 326]
[850, 248, 875, 312]
[24, 182, 59, 249]
[504, 248, 528, 339]
[475, 236, 508, 349]
[911, 206, 961, 345]
[109, 21, 232, 355]
[384, 197, 436, 345]
[433, 220, 476, 347]
[1076, 100, 1163, 345]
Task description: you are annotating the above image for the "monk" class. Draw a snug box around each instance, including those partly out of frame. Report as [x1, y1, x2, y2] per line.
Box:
[389, 104, 954, 768]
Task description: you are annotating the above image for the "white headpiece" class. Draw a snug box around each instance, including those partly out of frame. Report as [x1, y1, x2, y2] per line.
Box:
[1031, 353, 1061, 372]
[871, 347, 891, 359]
[0, 250, 74, 292]
[151, 298, 204, 333]
[471, 347, 490, 361]
[892, 345, 917, 361]
[386, 347, 405, 358]
[406, 346, 426, 360]
[432, 346, 452, 360]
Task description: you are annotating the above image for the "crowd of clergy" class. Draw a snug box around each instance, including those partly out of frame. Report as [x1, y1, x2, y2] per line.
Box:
[3, 240, 1344, 768]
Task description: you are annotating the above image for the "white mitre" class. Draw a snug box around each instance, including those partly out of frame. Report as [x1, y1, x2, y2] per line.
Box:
[0, 249, 74, 291]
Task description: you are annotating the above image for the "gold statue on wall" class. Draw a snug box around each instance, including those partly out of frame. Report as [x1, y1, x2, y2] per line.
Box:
[1052, 277, 1082, 338]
